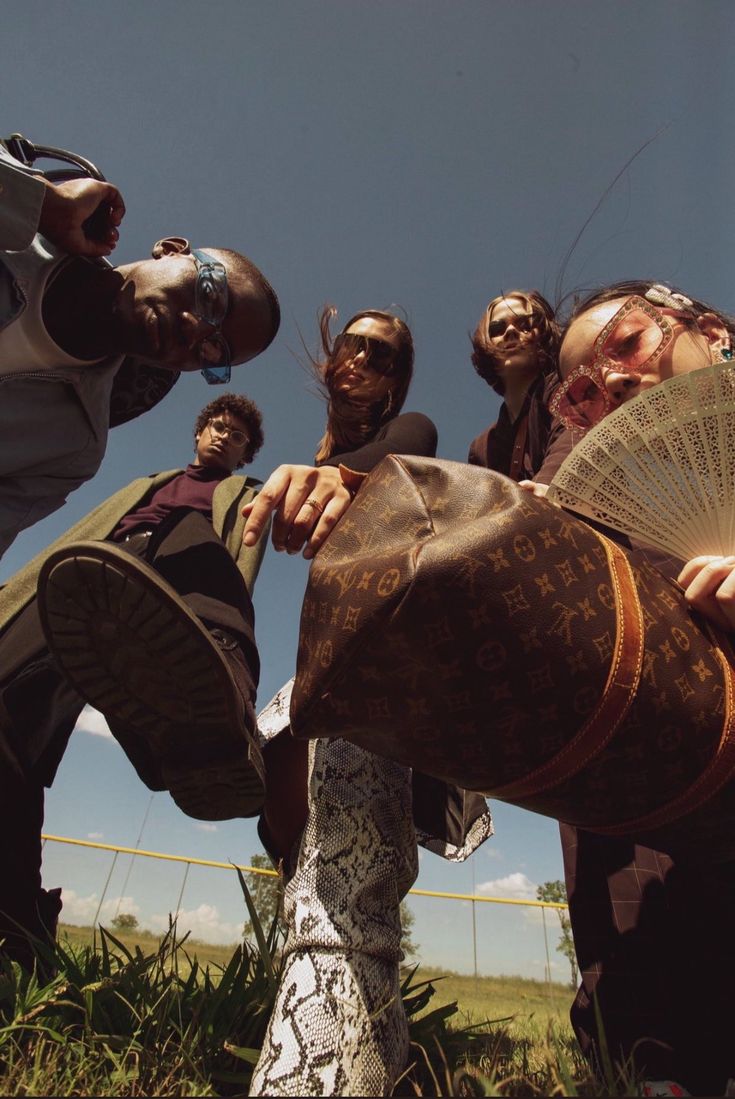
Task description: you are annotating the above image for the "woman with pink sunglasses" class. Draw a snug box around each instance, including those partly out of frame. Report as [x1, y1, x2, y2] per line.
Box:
[552, 283, 730, 431]
[542, 280, 735, 1097]
[549, 282, 735, 626]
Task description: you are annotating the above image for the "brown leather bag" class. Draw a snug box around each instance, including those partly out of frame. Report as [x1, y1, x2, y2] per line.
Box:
[290, 456, 735, 861]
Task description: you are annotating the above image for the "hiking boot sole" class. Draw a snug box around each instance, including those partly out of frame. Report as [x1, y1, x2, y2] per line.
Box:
[37, 541, 265, 820]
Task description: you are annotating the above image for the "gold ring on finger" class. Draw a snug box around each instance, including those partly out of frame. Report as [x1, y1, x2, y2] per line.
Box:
[304, 497, 325, 515]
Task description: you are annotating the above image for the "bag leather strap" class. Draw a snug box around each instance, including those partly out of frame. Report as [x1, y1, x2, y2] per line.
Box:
[490, 530, 644, 801]
[595, 628, 735, 836]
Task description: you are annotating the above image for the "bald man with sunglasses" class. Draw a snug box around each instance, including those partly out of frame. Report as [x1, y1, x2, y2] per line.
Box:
[0, 143, 279, 559]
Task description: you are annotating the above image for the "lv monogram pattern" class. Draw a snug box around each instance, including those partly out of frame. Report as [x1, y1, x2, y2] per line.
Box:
[291, 458, 735, 860]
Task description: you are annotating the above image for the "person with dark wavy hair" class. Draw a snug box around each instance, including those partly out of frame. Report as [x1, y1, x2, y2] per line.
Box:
[0, 393, 268, 968]
[245, 307, 492, 1098]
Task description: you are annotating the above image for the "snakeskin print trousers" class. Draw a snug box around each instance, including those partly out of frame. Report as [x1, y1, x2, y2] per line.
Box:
[249, 735, 418, 1097]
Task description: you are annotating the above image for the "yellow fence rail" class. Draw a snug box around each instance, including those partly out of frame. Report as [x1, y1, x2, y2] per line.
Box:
[42, 833, 568, 910]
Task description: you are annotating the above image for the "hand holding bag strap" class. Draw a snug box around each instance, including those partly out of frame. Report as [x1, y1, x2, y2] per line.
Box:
[490, 530, 644, 801]
[595, 628, 735, 836]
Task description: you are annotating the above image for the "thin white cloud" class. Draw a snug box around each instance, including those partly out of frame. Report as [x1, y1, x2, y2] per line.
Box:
[194, 822, 218, 833]
[60, 890, 140, 925]
[75, 706, 113, 740]
[477, 871, 538, 901]
[87, 832, 104, 841]
[149, 903, 241, 945]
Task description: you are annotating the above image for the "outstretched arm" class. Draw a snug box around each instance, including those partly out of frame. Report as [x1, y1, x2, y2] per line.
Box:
[678, 556, 735, 632]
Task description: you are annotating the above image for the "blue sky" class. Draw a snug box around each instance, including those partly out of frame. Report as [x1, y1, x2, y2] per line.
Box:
[3, 0, 734, 978]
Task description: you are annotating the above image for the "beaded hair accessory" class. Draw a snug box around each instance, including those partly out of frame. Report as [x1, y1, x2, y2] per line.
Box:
[644, 283, 694, 311]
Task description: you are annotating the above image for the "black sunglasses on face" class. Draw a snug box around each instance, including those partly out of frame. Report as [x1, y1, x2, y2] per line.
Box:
[333, 332, 399, 375]
[487, 312, 540, 339]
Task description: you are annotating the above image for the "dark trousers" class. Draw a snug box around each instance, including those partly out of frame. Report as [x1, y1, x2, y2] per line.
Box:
[562, 822, 735, 1094]
[0, 509, 258, 964]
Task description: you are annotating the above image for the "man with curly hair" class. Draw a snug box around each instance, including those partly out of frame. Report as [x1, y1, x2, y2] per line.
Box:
[0, 393, 267, 965]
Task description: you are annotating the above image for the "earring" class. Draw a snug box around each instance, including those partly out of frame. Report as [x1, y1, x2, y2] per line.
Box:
[384, 391, 394, 416]
[715, 346, 734, 363]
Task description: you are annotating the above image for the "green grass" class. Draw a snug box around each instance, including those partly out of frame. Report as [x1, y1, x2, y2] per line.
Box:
[58, 925, 575, 1027]
[414, 967, 574, 1031]
[0, 921, 640, 1096]
[395, 968, 606, 1097]
[58, 921, 237, 969]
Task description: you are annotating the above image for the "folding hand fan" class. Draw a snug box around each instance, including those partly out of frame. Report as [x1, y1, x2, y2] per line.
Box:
[546, 363, 735, 561]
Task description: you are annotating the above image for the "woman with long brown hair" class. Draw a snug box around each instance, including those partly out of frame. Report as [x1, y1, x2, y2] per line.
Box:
[245, 307, 492, 1097]
[243, 306, 432, 557]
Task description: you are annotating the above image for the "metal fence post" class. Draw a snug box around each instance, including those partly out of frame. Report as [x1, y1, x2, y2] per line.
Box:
[542, 904, 553, 995]
[174, 861, 191, 921]
[93, 851, 119, 928]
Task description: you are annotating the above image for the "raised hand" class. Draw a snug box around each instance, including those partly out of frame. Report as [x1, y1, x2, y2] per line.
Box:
[39, 177, 126, 257]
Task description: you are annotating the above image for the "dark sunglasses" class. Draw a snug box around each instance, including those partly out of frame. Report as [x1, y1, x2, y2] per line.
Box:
[192, 249, 232, 385]
[333, 332, 400, 375]
[487, 312, 541, 339]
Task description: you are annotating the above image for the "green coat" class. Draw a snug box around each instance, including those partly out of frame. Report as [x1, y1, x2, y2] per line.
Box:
[0, 469, 265, 634]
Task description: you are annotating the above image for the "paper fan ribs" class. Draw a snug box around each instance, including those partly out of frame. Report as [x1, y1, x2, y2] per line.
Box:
[547, 363, 735, 562]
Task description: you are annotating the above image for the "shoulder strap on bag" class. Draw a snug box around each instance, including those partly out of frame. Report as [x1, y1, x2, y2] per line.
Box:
[491, 530, 645, 801]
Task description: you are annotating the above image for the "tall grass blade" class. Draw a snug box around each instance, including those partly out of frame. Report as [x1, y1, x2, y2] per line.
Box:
[233, 863, 276, 993]
[592, 989, 617, 1093]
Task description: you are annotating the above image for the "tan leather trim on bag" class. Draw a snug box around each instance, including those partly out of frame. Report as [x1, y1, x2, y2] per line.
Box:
[490, 532, 644, 802]
[595, 629, 735, 836]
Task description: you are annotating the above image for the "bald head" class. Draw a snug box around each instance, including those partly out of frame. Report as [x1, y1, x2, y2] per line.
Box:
[205, 247, 280, 364]
[111, 236, 280, 371]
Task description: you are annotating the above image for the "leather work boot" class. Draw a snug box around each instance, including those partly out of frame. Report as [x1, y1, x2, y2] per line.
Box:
[37, 541, 265, 820]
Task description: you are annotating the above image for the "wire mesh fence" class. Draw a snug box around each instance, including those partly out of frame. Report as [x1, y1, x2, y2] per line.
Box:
[41, 832, 573, 985]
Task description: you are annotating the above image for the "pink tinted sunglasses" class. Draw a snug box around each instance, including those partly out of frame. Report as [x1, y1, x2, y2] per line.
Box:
[551, 296, 690, 430]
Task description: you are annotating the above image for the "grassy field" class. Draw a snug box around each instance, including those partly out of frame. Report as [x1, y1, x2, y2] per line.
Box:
[415, 965, 574, 1030]
[0, 922, 635, 1095]
[58, 923, 575, 1030]
[59, 921, 237, 968]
